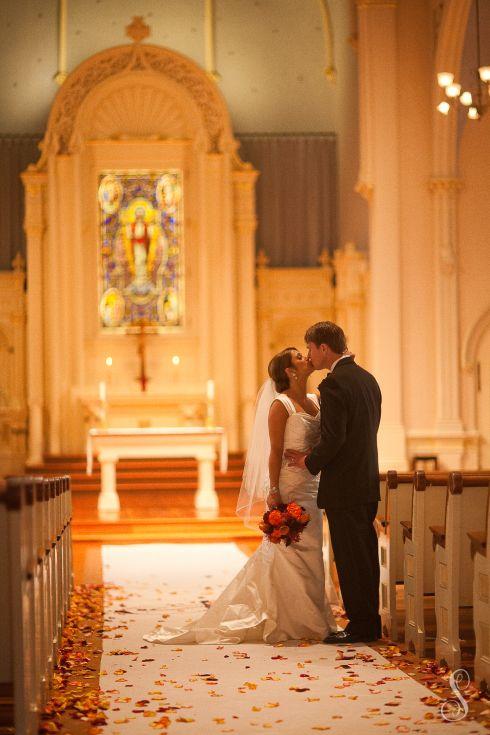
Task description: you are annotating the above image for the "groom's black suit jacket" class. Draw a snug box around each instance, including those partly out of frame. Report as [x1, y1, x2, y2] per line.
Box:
[305, 356, 382, 510]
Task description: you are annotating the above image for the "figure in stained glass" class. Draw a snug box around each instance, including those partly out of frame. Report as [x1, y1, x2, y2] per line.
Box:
[98, 171, 183, 331]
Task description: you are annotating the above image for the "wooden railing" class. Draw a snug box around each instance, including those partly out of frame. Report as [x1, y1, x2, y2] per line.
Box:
[0, 476, 72, 735]
[375, 470, 490, 687]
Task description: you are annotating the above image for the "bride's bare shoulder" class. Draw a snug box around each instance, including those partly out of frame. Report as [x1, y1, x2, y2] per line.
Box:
[269, 396, 290, 417]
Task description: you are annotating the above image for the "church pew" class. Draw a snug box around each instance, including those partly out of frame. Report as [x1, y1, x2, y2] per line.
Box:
[469, 486, 490, 688]
[402, 471, 448, 657]
[378, 471, 417, 641]
[432, 472, 490, 669]
[0, 475, 72, 735]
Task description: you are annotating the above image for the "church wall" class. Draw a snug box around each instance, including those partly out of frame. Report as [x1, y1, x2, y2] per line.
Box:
[458, 112, 490, 449]
[1, 1, 346, 135]
[0, 1, 366, 258]
[458, 113, 490, 361]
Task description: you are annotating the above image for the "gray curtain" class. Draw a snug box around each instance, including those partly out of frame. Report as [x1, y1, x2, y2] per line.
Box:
[0, 133, 337, 271]
[237, 133, 337, 267]
[0, 135, 42, 270]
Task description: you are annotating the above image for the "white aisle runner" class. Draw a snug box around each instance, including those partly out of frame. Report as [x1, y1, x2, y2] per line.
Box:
[100, 543, 485, 734]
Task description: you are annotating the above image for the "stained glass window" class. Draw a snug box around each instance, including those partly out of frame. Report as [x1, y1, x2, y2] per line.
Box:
[98, 170, 183, 331]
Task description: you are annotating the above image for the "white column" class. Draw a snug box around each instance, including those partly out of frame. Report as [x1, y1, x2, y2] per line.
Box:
[232, 164, 259, 449]
[205, 153, 240, 450]
[333, 242, 368, 367]
[428, 0, 472, 466]
[356, 0, 407, 469]
[97, 453, 120, 516]
[195, 451, 219, 514]
[45, 156, 63, 455]
[430, 178, 463, 436]
[21, 169, 47, 466]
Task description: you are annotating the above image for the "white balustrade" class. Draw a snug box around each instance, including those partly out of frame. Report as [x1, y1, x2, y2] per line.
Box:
[0, 475, 73, 735]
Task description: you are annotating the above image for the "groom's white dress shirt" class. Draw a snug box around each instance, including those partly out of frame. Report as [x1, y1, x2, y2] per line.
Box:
[329, 354, 352, 372]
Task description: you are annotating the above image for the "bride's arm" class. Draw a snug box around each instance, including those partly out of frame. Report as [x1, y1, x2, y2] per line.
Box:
[267, 400, 288, 506]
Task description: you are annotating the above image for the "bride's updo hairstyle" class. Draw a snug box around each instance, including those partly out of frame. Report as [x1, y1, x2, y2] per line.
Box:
[268, 347, 297, 393]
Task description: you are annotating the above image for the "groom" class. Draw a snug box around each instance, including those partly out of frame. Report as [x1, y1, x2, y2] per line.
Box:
[285, 321, 382, 644]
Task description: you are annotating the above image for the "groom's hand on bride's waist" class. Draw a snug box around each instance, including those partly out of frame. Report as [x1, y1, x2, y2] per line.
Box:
[284, 449, 309, 470]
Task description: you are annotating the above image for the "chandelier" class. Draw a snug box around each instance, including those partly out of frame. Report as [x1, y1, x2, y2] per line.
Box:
[436, 0, 489, 120]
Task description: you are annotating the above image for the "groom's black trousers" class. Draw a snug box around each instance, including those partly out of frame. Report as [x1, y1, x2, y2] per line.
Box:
[326, 501, 381, 636]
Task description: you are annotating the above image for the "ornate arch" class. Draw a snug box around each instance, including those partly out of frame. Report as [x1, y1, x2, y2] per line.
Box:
[463, 307, 490, 371]
[37, 42, 234, 168]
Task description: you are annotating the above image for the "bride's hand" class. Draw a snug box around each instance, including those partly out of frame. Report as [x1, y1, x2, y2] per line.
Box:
[266, 488, 281, 508]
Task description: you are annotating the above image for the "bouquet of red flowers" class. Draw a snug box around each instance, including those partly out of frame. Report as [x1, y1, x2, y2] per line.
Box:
[259, 502, 310, 546]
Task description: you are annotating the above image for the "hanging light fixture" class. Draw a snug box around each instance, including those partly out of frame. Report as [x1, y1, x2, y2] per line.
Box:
[436, 0, 489, 120]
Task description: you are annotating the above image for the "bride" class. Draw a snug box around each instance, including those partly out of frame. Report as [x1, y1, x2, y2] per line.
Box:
[143, 347, 340, 645]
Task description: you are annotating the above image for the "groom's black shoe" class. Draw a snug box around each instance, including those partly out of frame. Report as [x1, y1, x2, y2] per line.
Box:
[323, 630, 364, 645]
[323, 629, 380, 645]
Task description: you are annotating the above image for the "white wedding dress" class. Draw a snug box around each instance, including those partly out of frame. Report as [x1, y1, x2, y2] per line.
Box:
[143, 393, 339, 645]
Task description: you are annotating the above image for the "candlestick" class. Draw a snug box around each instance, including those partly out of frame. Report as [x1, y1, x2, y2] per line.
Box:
[206, 379, 215, 427]
[105, 356, 113, 388]
[98, 381, 107, 403]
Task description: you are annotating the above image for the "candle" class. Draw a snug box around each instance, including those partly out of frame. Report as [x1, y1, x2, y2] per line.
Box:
[206, 379, 215, 402]
[98, 381, 107, 403]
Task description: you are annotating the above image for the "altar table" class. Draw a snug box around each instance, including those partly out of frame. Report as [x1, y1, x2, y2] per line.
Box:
[86, 427, 228, 515]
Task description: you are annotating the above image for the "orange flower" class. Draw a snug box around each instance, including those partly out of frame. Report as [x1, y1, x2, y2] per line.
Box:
[271, 529, 283, 540]
[268, 510, 284, 526]
[299, 513, 310, 524]
[287, 502, 303, 520]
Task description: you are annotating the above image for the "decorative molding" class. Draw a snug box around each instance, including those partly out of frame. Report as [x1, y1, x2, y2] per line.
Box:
[317, 248, 331, 269]
[463, 308, 490, 371]
[355, 179, 374, 201]
[317, 0, 336, 81]
[428, 177, 463, 192]
[204, 0, 220, 82]
[54, 0, 68, 86]
[11, 253, 26, 273]
[125, 16, 150, 43]
[356, 0, 397, 7]
[256, 249, 269, 269]
[38, 42, 233, 166]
